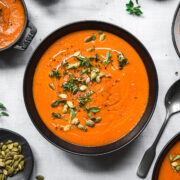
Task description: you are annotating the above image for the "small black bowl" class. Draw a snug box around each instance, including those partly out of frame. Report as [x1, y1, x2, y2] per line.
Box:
[172, 2, 180, 58]
[0, 128, 34, 180]
[0, 0, 37, 52]
[24, 21, 158, 156]
[152, 132, 180, 180]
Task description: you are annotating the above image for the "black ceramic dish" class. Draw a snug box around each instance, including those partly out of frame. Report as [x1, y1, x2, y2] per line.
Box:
[152, 132, 180, 180]
[0, 0, 37, 52]
[172, 2, 180, 58]
[24, 21, 158, 156]
[0, 128, 34, 180]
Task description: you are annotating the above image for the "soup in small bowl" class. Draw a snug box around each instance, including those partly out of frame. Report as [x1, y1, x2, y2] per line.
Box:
[0, 0, 36, 51]
[153, 133, 180, 180]
[24, 21, 158, 155]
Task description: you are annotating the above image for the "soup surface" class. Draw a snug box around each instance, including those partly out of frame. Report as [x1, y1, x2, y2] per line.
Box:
[158, 141, 180, 180]
[33, 30, 149, 146]
[0, 0, 25, 49]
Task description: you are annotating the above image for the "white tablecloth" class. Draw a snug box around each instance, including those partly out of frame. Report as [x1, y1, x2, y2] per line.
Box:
[0, 0, 180, 179]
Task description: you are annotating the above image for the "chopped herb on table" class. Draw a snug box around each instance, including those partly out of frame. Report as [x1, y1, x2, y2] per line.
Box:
[0, 103, 9, 117]
[126, 0, 143, 16]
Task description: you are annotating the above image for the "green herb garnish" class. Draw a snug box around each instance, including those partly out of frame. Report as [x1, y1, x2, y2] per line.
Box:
[51, 100, 66, 107]
[84, 106, 100, 117]
[79, 91, 93, 107]
[0, 103, 9, 117]
[117, 54, 129, 70]
[76, 56, 93, 68]
[80, 69, 88, 75]
[103, 51, 112, 67]
[49, 68, 61, 79]
[52, 112, 61, 119]
[84, 34, 96, 43]
[126, 0, 143, 16]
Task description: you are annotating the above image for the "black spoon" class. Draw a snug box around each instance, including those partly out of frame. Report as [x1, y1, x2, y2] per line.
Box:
[0, 128, 34, 180]
[137, 79, 180, 178]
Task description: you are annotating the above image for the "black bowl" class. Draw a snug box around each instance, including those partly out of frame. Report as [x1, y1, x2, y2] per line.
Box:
[152, 132, 180, 180]
[0, 0, 37, 52]
[24, 21, 158, 156]
[0, 128, 34, 180]
[172, 2, 180, 58]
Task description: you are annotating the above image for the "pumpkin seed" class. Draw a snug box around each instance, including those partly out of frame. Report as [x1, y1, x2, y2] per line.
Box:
[176, 166, 180, 171]
[100, 33, 106, 41]
[71, 118, 80, 125]
[90, 71, 97, 80]
[64, 125, 72, 132]
[67, 101, 75, 108]
[58, 94, 67, 99]
[86, 120, 95, 127]
[172, 162, 179, 167]
[80, 85, 87, 91]
[77, 124, 87, 132]
[49, 83, 55, 90]
[36, 175, 44, 180]
[63, 104, 68, 114]
[73, 51, 81, 57]
[67, 62, 80, 69]
[95, 117, 102, 123]
[85, 77, 91, 84]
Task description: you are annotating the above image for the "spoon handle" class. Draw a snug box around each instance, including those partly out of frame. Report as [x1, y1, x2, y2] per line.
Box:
[137, 113, 170, 178]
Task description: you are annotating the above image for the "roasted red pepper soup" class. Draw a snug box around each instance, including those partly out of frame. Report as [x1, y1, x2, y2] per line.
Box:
[158, 141, 180, 180]
[0, 0, 25, 49]
[33, 30, 149, 146]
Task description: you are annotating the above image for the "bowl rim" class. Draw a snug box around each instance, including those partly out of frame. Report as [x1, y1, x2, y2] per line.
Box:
[171, 1, 180, 58]
[152, 132, 180, 180]
[0, 0, 28, 52]
[23, 20, 159, 156]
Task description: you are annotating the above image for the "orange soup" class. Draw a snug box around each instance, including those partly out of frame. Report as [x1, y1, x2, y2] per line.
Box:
[158, 141, 180, 180]
[0, 0, 25, 49]
[33, 30, 149, 146]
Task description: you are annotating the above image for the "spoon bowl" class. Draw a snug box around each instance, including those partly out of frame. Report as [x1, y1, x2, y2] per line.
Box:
[165, 79, 180, 115]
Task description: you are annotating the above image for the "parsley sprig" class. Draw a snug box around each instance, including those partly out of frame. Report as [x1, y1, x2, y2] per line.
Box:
[126, 0, 143, 16]
[0, 103, 9, 117]
[79, 91, 93, 107]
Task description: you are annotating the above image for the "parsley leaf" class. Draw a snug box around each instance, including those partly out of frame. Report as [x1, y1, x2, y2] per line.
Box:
[79, 91, 93, 107]
[0, 103, 9, 117]
[89, 107, 100, 113]
[84, 34, 96, 43]
[49, 68, 61, 79]
[117, 54, 129, 70]
[126, 0, 143, 16]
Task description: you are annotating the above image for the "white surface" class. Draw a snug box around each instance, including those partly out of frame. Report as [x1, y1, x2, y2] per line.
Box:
[0, 0, 180, 179]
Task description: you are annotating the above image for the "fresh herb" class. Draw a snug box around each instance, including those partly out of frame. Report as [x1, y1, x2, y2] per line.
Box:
[49, 68, 61, 79]
[89, 107, 100, 113]
[51, 100, 66, 107]
[126, 0, 143, 16]
[84, 106, 100, 117]
[70, 108, 76, 119]
[117, 54, 129, 70]
[76, 56, 93, 68]
[52, 112, 61, 119]
[63, 74, 79, 94]
[0, 103, 9, 117]
[80, 69, 88, 75]
[79, 91, 93, 107]
[49, 83, 55, 90]
[103, 51, 112, 67]
[95, 53, 100, 62]
[84, 34, 96, 43]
